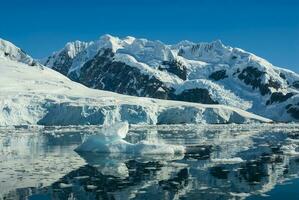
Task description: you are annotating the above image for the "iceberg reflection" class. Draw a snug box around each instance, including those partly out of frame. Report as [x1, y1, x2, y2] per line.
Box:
[0, 124, 299, 200]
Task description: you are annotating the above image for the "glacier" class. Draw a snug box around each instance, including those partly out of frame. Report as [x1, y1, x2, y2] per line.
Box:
[42, 34, 299, 122]
[1, 33, 299, 200]
[0, 56, 271, 126]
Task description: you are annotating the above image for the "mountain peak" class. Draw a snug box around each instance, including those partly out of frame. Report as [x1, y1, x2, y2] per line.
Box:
[41, 34, 299, 122]
[123, 36, 136, 44]
[99, 34, 117, 41]
[63, 40, 91, 59]
[96, 34, 125, 52]
[1, 35, 299, 122]
[0, 38, 37, 66]
[210, 39, 224, 48]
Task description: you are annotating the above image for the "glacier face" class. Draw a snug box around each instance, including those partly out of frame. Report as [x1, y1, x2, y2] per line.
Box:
[0, 54, 271, 126]
[43, 35, 299, 122]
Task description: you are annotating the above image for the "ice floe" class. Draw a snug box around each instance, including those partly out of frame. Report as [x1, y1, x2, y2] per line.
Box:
[75, 122, 186, 155]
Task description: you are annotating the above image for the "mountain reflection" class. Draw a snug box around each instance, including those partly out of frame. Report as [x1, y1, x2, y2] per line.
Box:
[1, 125, 299, 200]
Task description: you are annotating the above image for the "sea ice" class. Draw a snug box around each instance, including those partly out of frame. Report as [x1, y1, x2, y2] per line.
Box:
[75, 122, 186, 155]
[281, 144, 299, 156]
[211, 157, 244, 164]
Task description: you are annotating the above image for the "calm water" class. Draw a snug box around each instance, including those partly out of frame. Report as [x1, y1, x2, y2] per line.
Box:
[0, 124, 299, 200]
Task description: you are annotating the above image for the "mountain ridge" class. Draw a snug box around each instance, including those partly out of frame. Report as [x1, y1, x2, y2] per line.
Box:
[0, 35, 298, 122]
[0, 55, 271, 126]
[0, 38, 40, 67]
[40, 34, 299, 122]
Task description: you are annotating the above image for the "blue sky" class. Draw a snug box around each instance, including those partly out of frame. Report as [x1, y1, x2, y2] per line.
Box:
[1, 0, 299, 72]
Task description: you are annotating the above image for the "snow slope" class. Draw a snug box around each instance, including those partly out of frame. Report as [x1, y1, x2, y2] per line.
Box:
[0, 38, 39, 67]
[0, 57, 271, 126]
[43, 35, 299, 122]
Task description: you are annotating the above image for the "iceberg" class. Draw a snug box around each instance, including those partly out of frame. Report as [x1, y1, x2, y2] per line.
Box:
[101, 121, 129, 139]
[75, 122, 186, 155]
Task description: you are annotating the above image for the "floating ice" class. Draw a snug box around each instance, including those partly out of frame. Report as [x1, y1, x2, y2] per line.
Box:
[281, 144, 299, 156]
[211, 157, 244, 164]
[59, 183, 73, 188]
[75, 122, 186, 155]
[101, 122, 129, 139]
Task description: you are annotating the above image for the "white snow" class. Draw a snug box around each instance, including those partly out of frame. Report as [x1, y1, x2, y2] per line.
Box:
[117, 37, 175, 66]
[99, 121, 129, 139]
[75, 134, 186, 155]
[281, 144, 299, 156]
[211, 157, 244, 164]
[59, 183, 73, 188]
[0, 38, 38, 66]
[0, 57, 271, 126]
[75, 122, 186, 154]
[175, 79, 252, 110]
[113, 53, 183, 86]
[41, 34, 299, 122]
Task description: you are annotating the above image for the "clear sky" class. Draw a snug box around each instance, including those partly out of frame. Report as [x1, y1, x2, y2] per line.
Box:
[1, 0, 299, 72]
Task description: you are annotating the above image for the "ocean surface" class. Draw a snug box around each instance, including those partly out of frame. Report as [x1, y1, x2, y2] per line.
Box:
[0, 124, 299, 200]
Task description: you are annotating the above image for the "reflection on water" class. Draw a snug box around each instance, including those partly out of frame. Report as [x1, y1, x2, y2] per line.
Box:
[0, 124, 299, 200]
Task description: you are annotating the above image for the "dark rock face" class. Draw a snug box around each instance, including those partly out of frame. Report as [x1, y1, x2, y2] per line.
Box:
[287, 106, 299, 119]
[280, 73, 286, 80]
[231, 55, 238, 60]
[77, 49, 172, 100]
[266, 92, 294, 105]
[286, 104, 292, 109]
[209, 70, 228, 81]
[70, 48, 218, 105]
[232, 68, 240, 76]
[158, 60, 187, 80]
[44, 51, 73, 76]
[174, 88, 218, 104]
[237, 66, 281, 95]
[292, 81, 299, 89]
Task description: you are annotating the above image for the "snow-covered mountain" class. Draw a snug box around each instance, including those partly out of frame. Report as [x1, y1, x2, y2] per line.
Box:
[0, 38, 271, 126]
[0, 38, 40, 67]
[43, 34, 299, 122]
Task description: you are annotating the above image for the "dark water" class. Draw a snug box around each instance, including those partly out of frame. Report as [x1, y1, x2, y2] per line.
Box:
[0, 124, 299, 200]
